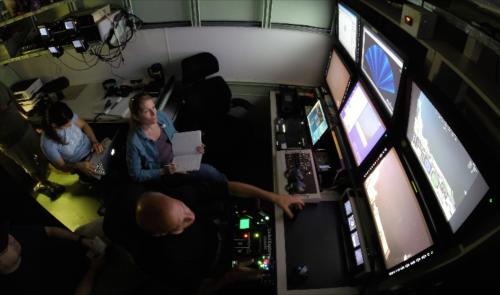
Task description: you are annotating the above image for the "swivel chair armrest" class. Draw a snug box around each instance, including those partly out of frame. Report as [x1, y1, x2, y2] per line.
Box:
[231, 98, 253, 110]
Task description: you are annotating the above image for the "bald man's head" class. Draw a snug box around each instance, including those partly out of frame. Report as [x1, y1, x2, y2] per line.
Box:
[135, 192, 195, 236]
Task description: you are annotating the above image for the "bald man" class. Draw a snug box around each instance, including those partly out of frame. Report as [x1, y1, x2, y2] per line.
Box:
[103, 181, 303, 294]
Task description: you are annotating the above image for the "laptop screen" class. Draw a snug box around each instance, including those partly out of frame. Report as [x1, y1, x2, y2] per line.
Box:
[307, 100, 328, 146]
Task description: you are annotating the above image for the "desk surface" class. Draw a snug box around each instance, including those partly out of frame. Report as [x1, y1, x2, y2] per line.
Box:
[270, 91, 358, 295]
[62, 78, 174, 123]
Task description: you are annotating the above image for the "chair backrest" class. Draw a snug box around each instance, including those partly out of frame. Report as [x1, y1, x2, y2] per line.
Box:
[184, 76, 232, 123]
[181, 52, 219, 84]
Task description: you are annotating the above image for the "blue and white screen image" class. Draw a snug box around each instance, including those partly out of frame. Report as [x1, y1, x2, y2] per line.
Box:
[338, 3, 359, 62]
[407, 82, 489, 233]
[340, 82, 386, 166]
[361, 26, 403, 115]
[307, 100, 328, 145]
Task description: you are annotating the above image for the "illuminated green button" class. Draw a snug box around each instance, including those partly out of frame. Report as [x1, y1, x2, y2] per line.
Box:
[239, 218, 250, 229]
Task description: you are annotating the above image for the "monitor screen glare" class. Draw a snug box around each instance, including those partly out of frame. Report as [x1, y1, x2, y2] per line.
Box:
[361, 27, 403, 115]
[348, 215, 356, 231]
[326, 50, 351, 109]
[407, 83, 489, 233]
[307, 100, 328, 145]
[344, 200, 353, 216]
[338, 3, 358, 62]
[39, 27, 49, 36]
[364, 148, 433, 269]
[65, 20, 76, 30]
[340, 82, 386, 165]
[351, 231, 360, 248]
[355, 248, 364, 266]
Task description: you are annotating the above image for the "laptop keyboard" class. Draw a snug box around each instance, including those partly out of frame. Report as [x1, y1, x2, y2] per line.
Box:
[280, 150, 320, 201]
[89, 138, 113, 178]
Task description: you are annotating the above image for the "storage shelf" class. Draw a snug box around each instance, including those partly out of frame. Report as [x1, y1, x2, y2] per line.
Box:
[0, 47, 48, 65]
[0, 1, 70, 27]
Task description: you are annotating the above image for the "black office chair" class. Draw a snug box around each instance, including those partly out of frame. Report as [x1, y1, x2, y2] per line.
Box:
[176, 52, 254, 181]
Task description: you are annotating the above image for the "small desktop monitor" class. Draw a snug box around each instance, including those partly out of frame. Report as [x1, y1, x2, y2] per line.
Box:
[407, 82, 489, 233]
[64, 20, 76, 31]
[326, 49, 351, 109]
[344, 200, 353, 216]
[338, 3, 359, 62]
[348, 215, 356, 231]
[361, 26, 404, 115]
[351, 231, 360, 248]
[38, 26, 50, 38]
[307, 100, 328, 145]
[355, 248, 364, 266]
[364, 148, 434, 270]
[340, 82, 386, 166]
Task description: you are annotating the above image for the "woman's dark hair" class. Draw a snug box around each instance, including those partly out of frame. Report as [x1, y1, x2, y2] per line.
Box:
[42, 102, 74, 144]
[129, 92, 153, 128]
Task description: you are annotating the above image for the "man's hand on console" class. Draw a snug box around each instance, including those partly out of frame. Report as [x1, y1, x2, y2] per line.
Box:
[274, 194, 304, 219]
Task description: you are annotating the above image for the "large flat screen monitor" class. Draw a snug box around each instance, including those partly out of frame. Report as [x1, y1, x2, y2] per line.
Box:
[361, 26, 404, 115]
[407, 82, 489, 233]
[307, 100, 328, 145]
[340, 82, 386, 166]
[338, 3, 359, 62]
[326, 49, 351, 109]
[364, 148, 434, 270]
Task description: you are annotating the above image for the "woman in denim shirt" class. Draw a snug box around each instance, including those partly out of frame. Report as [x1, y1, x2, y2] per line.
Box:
[126, 93, 226, 189]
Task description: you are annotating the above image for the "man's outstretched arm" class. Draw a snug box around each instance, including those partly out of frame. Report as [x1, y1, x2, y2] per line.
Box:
[227, 181, 304, 218]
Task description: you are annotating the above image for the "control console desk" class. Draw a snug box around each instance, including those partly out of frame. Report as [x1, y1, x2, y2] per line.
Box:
[270, 91, 359, 295]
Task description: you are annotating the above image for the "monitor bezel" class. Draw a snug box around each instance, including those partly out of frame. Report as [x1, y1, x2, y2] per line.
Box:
[360, 22, 406, 119]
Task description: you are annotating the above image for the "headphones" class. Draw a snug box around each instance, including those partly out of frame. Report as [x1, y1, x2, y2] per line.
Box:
[102, 79, 132, 98]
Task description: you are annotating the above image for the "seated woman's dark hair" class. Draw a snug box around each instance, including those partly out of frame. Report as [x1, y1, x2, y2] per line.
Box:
[42, 102, 74, 144]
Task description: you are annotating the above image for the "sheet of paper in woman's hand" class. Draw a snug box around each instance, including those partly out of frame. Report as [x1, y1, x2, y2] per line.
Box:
[172, 130, 202, 172]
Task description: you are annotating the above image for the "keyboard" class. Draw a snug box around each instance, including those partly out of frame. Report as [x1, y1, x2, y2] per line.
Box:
[276, 149, 321, 202]
[88, 138, 113, 179]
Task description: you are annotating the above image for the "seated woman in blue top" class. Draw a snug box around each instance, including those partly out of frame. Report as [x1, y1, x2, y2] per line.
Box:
[126, 93, 226, 189]
[41, 102, 104, 177]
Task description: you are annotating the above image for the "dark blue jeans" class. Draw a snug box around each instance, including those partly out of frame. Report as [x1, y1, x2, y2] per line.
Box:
[147, 163, 227, 191]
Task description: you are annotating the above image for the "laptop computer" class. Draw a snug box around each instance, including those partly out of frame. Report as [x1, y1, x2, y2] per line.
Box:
[88, 132, 119, 180]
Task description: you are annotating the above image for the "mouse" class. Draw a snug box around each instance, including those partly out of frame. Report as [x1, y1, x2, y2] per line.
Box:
[285, 167, 304, 182]
[285, 179, 306, 194]
[285, 203, 303, 221]
[289, 265, 309, 285]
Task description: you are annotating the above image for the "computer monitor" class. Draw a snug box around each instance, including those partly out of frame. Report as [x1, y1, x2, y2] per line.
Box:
[361, 26, 404, 115]
[340, 82, 386, 166]
[326, 49, 351, 109]
[338, 3, 359, 62]
[407, 82, 489, 233]
[364, 148, 434, 270]
[307, 100, 328, 146]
